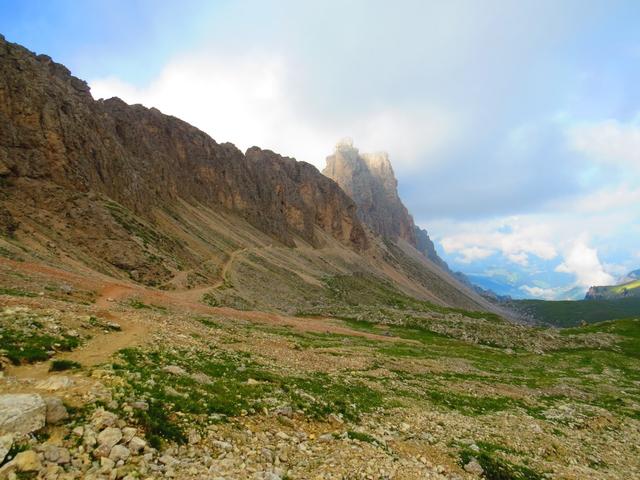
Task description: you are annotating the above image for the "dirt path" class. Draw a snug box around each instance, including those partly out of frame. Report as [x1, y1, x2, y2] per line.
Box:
[94, 283, 137, 309]
[3, 254, 410, 383]
[174, 247, 247, 302]
[7, 284, 151, 380]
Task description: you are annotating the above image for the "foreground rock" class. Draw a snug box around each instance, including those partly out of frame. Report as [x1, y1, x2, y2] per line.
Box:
[0, 433, 12, 464]
[0, 449, 41, 475]
[0, 394, 46, 435]
[43, 396, 69, 424]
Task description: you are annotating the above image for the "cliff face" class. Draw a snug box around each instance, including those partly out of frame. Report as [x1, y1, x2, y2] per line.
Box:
[414, 226, 449, 271]
[323, 139, 416, 245]
[0, 35, 366, 253]
[323, 139, 455, 272]
[585, 278, 640, 300]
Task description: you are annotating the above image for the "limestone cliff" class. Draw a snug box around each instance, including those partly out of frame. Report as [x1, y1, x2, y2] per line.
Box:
[323, 139, 454, 272]
[323, 139, 416, 245]
[0, 35, 366, 266]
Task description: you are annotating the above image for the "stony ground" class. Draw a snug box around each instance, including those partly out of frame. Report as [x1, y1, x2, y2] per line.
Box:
[1, 258, 639, 480]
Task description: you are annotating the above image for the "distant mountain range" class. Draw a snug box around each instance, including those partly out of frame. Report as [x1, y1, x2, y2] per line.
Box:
[585, 270, 640, 300]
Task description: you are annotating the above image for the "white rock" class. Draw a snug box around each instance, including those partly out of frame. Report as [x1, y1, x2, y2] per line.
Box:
[109, 444, 130, 463]
[188, 430, 201, 444]
[128, 436, 146, 454]
[212, 440, 233, 451]
[100, 456, 115, 470]
[97, 427, 122, 449]
[44, 445, 71, 464]
[190, 372, 212, 384]
[0, 394, 46, 435]
[162, 365, 186, 376]
[122, 427, 137, 443]
[464, 458, 484, 475]
[159, 454, 179, 465]
[91, 408, 118, 430]
[35, 376, 74, 391]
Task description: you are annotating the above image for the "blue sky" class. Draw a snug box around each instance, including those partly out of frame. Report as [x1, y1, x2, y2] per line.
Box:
[2, 0, 639, 299]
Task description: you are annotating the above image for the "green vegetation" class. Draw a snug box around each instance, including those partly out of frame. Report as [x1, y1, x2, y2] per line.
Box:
[0, 441, 28, 468]
[511, 297, 640, 327]
[202, 291, 254, 310]
[611, 279, 640, 294]
[0, 327, 80, 365]
[128, 299, 167, 312]
[562, 318, 640, 358]
[105, 201, 178, 250]
[424, 389, 519, 416]
[111, 346, 383, 445]
[50, 359, 82, 371]
[322, 273, 503, 322]
[360, 318, 640, 421]
[459, 445, 544, 480]
[0, 286, 37, 297]
[195, 316, 221, 329]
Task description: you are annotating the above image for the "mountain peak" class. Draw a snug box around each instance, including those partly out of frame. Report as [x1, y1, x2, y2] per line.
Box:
[323, 140, 415, 245]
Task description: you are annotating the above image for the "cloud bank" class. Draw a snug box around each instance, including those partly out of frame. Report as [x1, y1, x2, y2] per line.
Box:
[78, 0, 640, 299]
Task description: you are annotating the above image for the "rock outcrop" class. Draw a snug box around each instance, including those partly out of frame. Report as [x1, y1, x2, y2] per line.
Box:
[0, 394, 46, 436]
[323, 139, 454, 272]
[585, 269, 640, 300]
[0, 35, 366, 267]
[414, 226, 450, 271]
[323, 139, 416, 245]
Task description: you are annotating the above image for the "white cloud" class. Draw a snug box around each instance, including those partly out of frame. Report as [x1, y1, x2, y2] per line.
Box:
[90, 49, 457, 170]
[455, 246, 494, 264]
[564, 184, 640, 213]
[438, 217, 557, 267]
[354, 108, 457, 171]
[555, 240, 615, 288]
[91, 50, 333, 166]
[519, 285, 562, 300]
[568, 118, 640, 170]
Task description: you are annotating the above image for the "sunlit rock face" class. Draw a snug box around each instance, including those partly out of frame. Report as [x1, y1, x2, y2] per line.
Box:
[0, 35, 367, 258]
[323, 139, 416, 246]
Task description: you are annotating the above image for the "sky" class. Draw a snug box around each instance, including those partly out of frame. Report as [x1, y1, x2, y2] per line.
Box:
[1, 0, 639, 299]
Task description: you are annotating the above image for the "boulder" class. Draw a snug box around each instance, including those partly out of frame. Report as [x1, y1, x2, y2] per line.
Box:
[0, 394, 46, 435]
[35, 376, 74, 391]
[91, 408, 118, 430]
[97, 427, 122, 449]
[12, 449, 42, 471]
[128, 436, 146, 454]
[109, 444, 130, 463]
[44, 445, 71, 464]
[162, 365, 186, 376]
[464, 458, 484, 475]
[121, 427, 137, 443]
[44, 396, 69, 424]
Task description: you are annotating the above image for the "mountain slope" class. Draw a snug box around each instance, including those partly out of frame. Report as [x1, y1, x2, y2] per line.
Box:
[0, 34, 494, 314]
[322, 139, 500, 313]
[585, 269, 640, 300]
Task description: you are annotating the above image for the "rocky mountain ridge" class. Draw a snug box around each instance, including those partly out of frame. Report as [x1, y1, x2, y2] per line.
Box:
[323, 139, 417, 245]
[0, 33, 499, 313]
[0, 34, 366, 253]
[585, 269, 640, 300]
[322, 139, 455, 266]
